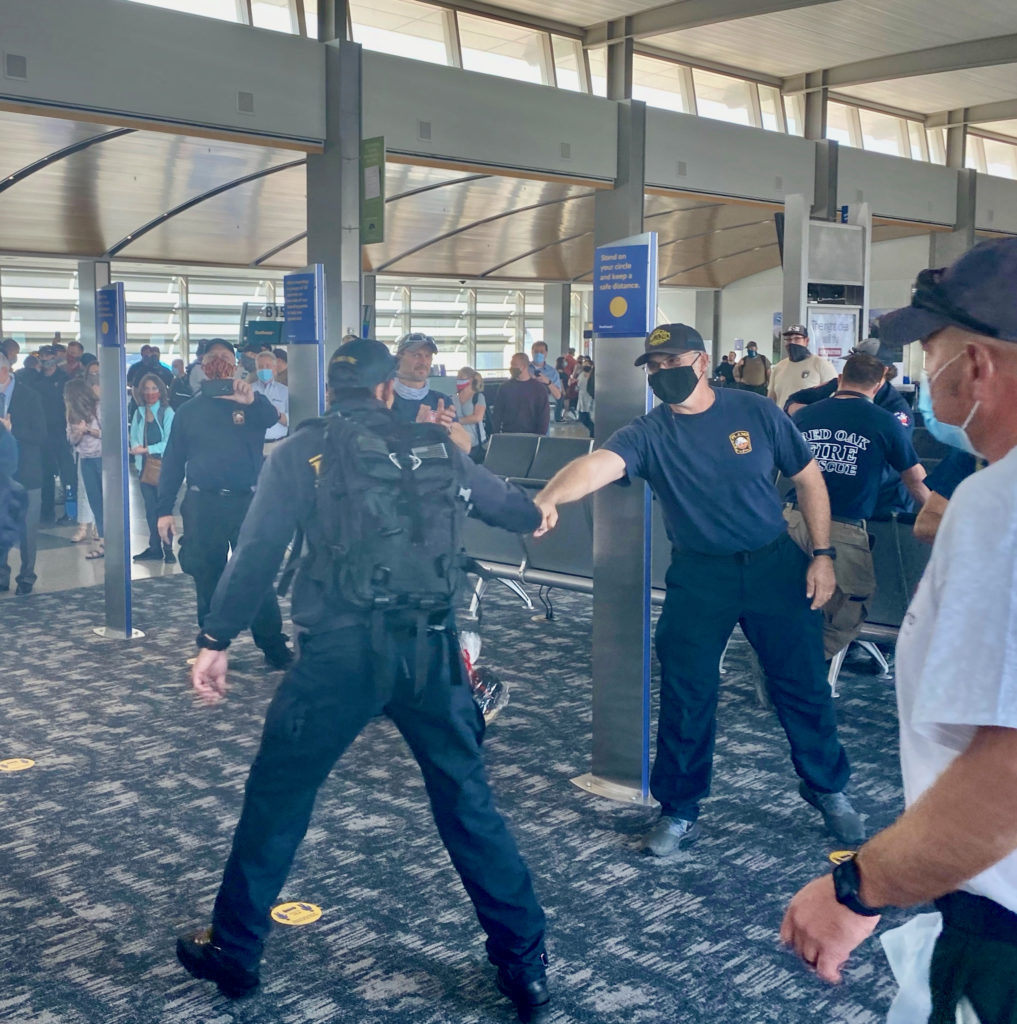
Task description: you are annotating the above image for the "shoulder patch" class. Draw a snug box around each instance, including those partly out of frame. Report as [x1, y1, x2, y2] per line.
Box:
[309, 453, 323, 476]
[894, 411, 911, 428]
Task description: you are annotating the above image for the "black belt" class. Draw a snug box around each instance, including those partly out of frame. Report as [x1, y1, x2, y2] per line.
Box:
[936, 891, 1017, 945]
[786, 501, 865, 531]
[188, 486, 253, 497]
[672, 531, 786, 564]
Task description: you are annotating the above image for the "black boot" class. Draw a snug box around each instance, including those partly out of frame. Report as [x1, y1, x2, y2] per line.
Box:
[176, 927, 260, 999]
[496, 970, 550, 1023]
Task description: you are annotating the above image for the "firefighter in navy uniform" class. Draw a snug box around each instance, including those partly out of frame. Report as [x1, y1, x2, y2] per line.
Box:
[155, 340, 291, 669]
[783, 338, 917, 516]
[175, 338, 550, 1024]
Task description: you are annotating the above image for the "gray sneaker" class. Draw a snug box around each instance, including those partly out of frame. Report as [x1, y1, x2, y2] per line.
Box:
[642, 816, 701, 856]
[799, 781, 866, 844]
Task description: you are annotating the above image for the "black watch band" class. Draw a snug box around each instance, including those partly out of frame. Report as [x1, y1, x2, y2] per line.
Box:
[196, 632, 231, 652]
[812, 546, 837, 560]
[832, 856, 881, 917]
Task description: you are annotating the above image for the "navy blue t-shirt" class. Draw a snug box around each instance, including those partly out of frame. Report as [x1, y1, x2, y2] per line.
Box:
[603, 388, 812, 555]
[792, 396, 919, 520]
[391, 388, 444, 424]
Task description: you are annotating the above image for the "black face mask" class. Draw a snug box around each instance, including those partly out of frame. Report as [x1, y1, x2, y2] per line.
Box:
[787, 344, 810, 362]
[648, 364, 701, 405]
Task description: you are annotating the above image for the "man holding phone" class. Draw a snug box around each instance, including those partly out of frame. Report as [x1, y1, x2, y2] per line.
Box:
[155, 340, 291, 670]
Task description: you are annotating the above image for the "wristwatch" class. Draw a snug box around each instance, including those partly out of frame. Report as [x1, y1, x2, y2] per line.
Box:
[832, 854, 881, 917]
[811, 546, 837, 560]
[196, 632, 231, 652]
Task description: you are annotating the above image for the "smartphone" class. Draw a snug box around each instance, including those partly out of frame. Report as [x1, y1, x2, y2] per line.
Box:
[201, 378, 235, 398]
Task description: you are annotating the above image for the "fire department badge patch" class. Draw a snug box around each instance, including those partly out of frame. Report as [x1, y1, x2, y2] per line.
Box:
[729, 430, 752, 454]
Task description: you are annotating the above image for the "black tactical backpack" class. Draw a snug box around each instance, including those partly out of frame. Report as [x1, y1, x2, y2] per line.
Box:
[284, 408, 466, 694]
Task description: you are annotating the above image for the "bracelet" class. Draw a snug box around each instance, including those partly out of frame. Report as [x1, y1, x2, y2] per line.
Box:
[811, 546, 837, 560]
[196, 632, 231, 652]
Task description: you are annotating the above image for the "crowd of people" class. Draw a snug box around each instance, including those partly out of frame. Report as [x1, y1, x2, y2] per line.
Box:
[1, 241, 1016, 1024]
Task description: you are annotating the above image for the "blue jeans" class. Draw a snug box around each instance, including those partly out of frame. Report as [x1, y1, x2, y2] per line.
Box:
[652, 532, 851, 820]
[79, 457, 103, 539]
[211, 625, 547, 981]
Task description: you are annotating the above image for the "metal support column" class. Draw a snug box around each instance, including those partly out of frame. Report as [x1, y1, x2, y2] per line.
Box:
[543, 283, 571, 359]
[78, 261, 109, 356]
[781, 193, 810, 338]
[695, 290, 719, 368]
[362, 273, 376, 339]
[931, 168, 977, 268]
[307, 39, 362, 354]
[803, 70, 827, 141]
[604, 18, 634, 101]
[812, 139, 839, 222]
[572, 99, 654, 805]
[945, 109, 968, 170]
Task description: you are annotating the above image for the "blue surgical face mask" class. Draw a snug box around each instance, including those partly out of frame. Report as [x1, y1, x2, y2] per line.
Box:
[256, 368, 273, 383]
[917, 356, 980, 455]
[533, 352, 545, 365]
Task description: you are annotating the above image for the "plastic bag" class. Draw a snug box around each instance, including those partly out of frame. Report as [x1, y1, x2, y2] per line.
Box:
[460, 631, 510, 722]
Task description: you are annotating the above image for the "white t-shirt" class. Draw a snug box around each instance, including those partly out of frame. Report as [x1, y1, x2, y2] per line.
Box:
[769, 354, 837, 408]
[895, 445, 1017, 912]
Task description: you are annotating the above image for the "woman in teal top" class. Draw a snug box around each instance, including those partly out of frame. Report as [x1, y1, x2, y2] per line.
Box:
[129, 373, 175, 563]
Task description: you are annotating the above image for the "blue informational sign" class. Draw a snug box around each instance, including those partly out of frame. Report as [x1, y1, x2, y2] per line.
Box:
[592, 233, 658, 338]
[284, 265, 326, 345]
[96, 283, 126, 348]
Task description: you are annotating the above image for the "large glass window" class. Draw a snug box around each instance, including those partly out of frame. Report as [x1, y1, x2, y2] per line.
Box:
[859, 108, 906, 156]
[927, 127, 947, 165]
[980, 136, 1017, 180]
[587, 46, 607, 98]
[0, 268, 79, 346]
[692, 69, 753, 126]
[632, 54, 687, 113]
[551, 36, 584, 92]
[758, 85, 784, 132]
[458, 13, 547, 84]
[907, 121, 929, 161]
[348, 0, 448, 65]
[124, 0, 241, 21]
[251, 0, 298, 33]
[826, 101, 857, 147]
[784, 93, 805, 137]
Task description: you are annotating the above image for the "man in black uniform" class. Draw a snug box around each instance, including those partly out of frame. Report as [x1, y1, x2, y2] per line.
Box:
[175, 338, 550, 1023]
[533, 324, 863, 855]
[155, 340, 290, 669]
[784, 339, 916, 516]
[788, 352, 931, 657]
[33, 345, 75, 523]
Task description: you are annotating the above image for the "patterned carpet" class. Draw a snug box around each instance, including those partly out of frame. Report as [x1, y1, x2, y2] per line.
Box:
[1, 574, 909, 1024]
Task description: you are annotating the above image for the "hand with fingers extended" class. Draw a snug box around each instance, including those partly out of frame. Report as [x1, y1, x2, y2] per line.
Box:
[216, 379, 255, 405]
[779, 874, 879, 984]
[806, 556, 836, 610]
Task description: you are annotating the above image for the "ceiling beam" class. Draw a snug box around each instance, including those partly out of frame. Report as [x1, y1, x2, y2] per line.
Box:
[784, 34, 1017, 94]
[585, 0, 834, 47]
[927, 98, 1017, 127]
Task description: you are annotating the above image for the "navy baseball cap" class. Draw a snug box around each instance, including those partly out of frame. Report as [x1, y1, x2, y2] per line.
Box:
[634, 324, 706, 367]
[880, 237, 1017, 347]
[396, 332, 438, 356]
[328, 337, 398, 389]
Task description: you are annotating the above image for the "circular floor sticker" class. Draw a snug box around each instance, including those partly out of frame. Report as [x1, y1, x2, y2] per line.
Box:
[0, 758, 35, 772]
[828, 850, 857, 865]
[271, 902, 322, 926]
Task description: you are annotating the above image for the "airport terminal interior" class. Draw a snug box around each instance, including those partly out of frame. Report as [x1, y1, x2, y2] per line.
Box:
[3, 0, 1017, 1021]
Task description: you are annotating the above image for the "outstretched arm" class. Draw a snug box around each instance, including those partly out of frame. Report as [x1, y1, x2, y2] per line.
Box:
[533, 449, 627, 535]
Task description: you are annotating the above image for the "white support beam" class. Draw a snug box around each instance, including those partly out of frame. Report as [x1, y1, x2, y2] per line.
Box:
[784, 34, 1017, 94]
[927, 98, 1017, 128]
[585, 0, 833, 46]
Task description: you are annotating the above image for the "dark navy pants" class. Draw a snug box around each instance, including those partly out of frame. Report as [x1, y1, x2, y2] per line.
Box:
[211, 625, 547, 982]
[651, 532, 851, 821]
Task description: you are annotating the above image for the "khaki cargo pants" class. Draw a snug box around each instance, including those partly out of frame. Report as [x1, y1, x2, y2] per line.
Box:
[783, 508, 876, 659]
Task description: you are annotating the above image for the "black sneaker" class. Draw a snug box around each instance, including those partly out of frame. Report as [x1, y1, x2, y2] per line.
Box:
[176, 927, 260, 1000]
[163, 544, 177, 564]
[14, 581, 33, 596]
[133, 547, 163, 561]
[261, 637, 293, 670]
[799, 781, 866, 844]
[496, 970, 550, 1023]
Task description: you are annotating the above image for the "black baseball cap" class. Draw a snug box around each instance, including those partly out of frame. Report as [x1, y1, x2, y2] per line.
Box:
[782, 324, 808, 338]
[879, 237, 1017, 347]
[634, 324, 706, 367]
[328, 337, 398, 389]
